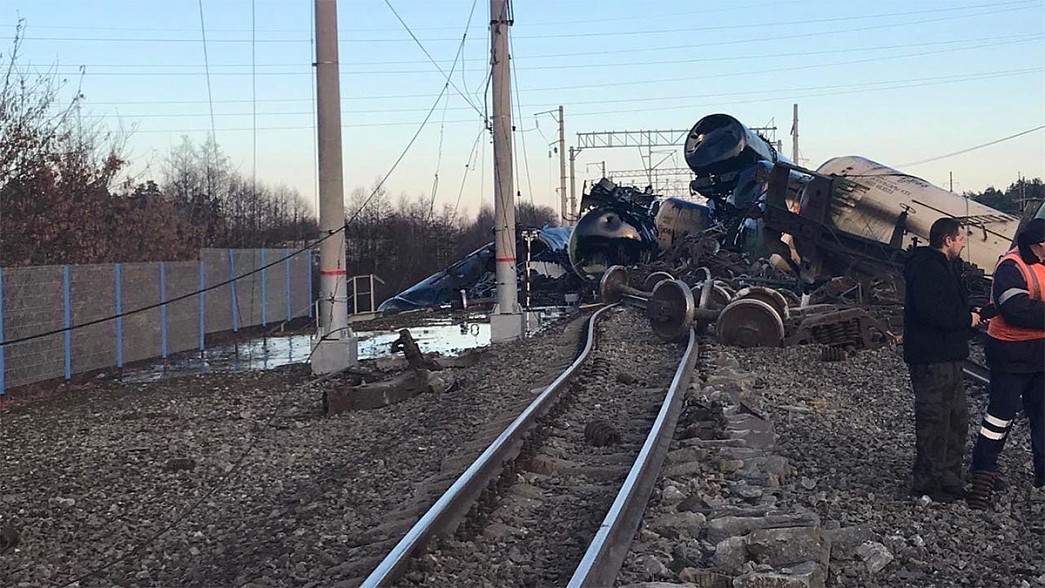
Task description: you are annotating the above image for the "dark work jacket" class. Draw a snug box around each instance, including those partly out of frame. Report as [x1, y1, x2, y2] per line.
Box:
[986, 243, 1045, 374]
[903, 247, 972, 364]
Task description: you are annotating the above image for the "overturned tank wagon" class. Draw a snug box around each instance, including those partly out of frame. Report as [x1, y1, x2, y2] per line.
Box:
[813, 156, 1022, 272]
[567, 179, 663, 279]
[379, 226, 575, 313]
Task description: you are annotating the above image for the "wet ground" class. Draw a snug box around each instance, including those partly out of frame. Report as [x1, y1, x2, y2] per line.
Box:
[121, 308, 569, 384]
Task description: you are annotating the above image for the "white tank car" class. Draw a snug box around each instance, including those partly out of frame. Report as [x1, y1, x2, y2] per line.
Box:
[815, 156, 1020, 273]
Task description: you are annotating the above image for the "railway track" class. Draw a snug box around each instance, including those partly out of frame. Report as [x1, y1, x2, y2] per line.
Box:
[355, 307, 698, 588]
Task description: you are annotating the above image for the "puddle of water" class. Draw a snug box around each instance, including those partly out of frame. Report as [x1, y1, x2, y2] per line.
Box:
[122, 317, 495, 383]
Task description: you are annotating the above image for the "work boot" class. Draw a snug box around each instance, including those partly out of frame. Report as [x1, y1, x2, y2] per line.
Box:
[967, 470, 995, 510]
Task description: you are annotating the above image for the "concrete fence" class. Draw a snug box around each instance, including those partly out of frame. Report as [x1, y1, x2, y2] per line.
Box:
[0, 248, 313, 393]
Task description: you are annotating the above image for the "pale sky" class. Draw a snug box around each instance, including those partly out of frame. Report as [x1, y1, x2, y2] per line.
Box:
[2, 0, 1043, 218]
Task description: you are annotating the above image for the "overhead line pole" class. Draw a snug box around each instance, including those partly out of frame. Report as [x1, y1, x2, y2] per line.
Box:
[490, 0, 523, 342]
[558, 105, 570, 226]
[791, 103, 799, 163]
[311, 0, 357, 373]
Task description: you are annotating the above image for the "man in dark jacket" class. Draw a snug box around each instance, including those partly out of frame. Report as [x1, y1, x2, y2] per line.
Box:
[967, 218, 1045, 509]
[904, 217, 981, 501]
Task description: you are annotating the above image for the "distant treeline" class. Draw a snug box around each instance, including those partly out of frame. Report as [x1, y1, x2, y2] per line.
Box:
[0, 27, 317, 267]
[965, 178, 1043, 217]
[0, 25, 557, 283]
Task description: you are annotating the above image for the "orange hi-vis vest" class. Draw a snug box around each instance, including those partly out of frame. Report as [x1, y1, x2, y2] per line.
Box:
[988, 247, 1045, 342]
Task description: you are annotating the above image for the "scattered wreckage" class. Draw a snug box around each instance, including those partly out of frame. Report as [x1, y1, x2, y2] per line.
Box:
[380, 112, 1041, 354]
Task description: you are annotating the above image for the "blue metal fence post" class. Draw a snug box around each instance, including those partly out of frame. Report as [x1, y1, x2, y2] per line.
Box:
[199, 261, 205, 351]
[285, 249, 292, 322]
[0, 269, 6, 395]
[260, 249, 267, 326]
[307, 249, 314, 318]
[159, 262, 168, 359]
[63, 266, 71, 380]
[229, 249, 239, 332]
[115, 264, 123, 369]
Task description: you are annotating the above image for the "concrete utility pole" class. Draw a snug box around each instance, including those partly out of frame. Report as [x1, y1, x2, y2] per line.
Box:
[569, 146, 577, 222]
[558, 105, 569, 226]
[311, 0, 357, 373]
[791, 103, 799, 163]
[489, 0, 522, 342]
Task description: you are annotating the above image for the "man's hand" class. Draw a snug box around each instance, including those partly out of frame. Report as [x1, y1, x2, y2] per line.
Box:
[970, 311, 983, 328]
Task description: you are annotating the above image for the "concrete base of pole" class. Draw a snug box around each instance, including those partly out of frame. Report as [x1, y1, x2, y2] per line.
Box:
[491, 312, 524, 343]
[310, 333, 359, 375]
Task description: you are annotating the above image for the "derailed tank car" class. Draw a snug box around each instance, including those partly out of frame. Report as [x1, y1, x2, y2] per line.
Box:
[814, 156, 1021, 272]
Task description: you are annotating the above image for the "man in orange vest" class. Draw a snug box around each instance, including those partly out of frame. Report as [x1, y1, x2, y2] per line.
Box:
[968, 218, 1045, 509]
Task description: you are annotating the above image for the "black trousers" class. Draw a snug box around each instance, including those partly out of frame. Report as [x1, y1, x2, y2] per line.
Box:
[970, 370, 1045, 486]
[909, 361, 969, 493]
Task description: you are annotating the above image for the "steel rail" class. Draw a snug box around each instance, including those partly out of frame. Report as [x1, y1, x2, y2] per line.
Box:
[359, 304, 616, 588]
[568, 325, 698, 588]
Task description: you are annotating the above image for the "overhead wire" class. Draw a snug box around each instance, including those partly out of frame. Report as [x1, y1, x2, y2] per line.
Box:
[899, 125, 1045, 167]
[9, 0, 1038, 45]
[52, 31, 1045, 70]
[46, 32, 1044, 77]
[508, 30, 536, 226]
[452, 125, 487, 219]
[59, 34, 1045, 116]
[107, 66, 1045, 133]
[422, 0, 481, 220]
[381, 0, 484, 118]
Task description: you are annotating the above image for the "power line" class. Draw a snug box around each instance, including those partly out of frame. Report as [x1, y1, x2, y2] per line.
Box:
[42, 32, 1044, 77]
[899, 125, 1045, 167]
[76, 61, 1045, 120]
[48, 31, 1043, 69]
[381, 0, 483, 117]
[2, 0, 806, 35]
[98, 67, 1045, 132]
[196, 0, 217, 141]
[7, 0, 1038, 44]
[69, 31, 1042, 105]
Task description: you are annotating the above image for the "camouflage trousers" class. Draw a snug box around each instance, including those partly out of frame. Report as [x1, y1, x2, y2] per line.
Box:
[908, 361, 969, 494]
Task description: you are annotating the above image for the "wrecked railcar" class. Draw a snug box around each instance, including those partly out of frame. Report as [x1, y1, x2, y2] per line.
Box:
[378, 226, 577, 313]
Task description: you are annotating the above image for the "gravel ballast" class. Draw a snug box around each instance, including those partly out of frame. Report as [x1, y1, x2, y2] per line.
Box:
[735, 344, 1044, 587]
[0, 313, 589, 587]
[396, 307, 684, 588]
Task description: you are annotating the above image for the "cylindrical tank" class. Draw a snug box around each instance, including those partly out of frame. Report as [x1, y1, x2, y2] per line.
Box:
[654, 197, 713, 251]
[816, 156, 1021, 272]
[685, 114, 782, 177]
[567, 207, 658, 279]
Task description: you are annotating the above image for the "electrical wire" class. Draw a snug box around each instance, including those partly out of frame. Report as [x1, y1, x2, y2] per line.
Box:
[899, 125, 1045, 167]
[45, 32, 1044, 77]
[56, 31, 1044, 71]
[10, 0, 1038, 44]
[452, 125, 487, 219]
[76, 30, 1042, 107]
[381, 0, 484, 118]
[509, 31, 536, 225]
[112, 66, 1045, 134]
[196, 0, 217, 142]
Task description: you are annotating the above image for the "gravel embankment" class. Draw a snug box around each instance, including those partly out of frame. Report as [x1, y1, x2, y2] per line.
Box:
[0, 312, 589, 588]
[736, 344, 1044, 588]
[397, 308, 684, 588]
